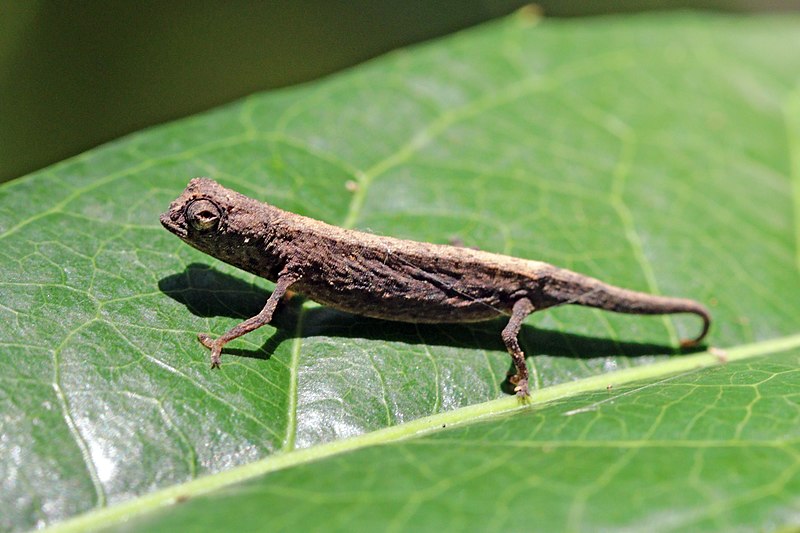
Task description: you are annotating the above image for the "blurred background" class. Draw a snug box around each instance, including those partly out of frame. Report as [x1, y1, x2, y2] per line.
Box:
[1, 0, 797, 184]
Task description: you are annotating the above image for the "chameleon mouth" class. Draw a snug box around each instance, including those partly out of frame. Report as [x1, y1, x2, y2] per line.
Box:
[159, 211, 188, 238]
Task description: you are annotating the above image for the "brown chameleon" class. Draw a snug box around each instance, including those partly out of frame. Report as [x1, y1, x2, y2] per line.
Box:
[161, 178, 710, 396]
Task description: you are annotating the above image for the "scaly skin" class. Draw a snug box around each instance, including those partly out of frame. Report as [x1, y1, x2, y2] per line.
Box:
[161, 178, 711, 397]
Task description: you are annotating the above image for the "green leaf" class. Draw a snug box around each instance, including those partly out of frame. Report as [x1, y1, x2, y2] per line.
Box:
[94, 342, 800, 532]
[1, 11, 798, 533]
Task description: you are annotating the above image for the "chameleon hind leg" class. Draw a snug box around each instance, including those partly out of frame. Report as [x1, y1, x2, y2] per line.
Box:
[501, 298, 535, 397]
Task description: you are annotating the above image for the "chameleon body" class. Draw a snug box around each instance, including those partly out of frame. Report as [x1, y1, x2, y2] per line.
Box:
[161, 178, 711, 396]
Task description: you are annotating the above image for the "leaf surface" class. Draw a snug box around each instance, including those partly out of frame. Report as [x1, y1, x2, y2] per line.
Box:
[1, 12, 799, 532]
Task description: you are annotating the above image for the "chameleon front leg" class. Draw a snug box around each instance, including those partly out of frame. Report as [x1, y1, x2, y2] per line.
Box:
[198, 274, 299, 368]
[501, 298, 535, 397]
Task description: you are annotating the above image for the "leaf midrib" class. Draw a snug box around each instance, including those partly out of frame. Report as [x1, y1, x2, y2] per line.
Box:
[44, 332, 800, 533]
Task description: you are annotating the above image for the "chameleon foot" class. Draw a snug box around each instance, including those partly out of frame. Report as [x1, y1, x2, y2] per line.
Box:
[509, 373, 530, 398]
[513, 378, 530, 398]
[197, 333, 222, 368]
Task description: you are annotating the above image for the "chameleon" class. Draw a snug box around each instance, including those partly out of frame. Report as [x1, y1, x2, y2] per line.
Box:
[161, 178, 710, 396]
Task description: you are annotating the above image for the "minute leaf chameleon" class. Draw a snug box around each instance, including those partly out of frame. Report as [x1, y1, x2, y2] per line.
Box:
[161, 178, 710, 397]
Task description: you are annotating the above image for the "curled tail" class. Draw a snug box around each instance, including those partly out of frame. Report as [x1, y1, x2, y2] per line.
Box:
[544, 268, 711, 346]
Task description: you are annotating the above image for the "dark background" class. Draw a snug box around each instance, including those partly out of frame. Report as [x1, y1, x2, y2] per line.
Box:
[1, 1, 797, 184]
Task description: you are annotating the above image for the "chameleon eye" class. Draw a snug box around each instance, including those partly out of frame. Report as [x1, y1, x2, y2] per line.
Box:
[185, 199, 221, 233]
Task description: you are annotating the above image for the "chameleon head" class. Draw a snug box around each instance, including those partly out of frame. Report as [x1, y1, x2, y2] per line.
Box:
[160, 177, 277, 271]
[160, 178, 227, 241]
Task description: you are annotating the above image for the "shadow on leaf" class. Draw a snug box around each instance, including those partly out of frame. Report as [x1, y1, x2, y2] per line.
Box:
[159, 264, 703, 390]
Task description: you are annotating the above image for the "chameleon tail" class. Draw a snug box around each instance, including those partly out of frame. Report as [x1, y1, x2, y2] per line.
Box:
[543, 267, 711, 346]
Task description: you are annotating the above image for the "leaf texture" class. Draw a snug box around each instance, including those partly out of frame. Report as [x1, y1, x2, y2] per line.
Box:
[1, 11, 799, 532]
